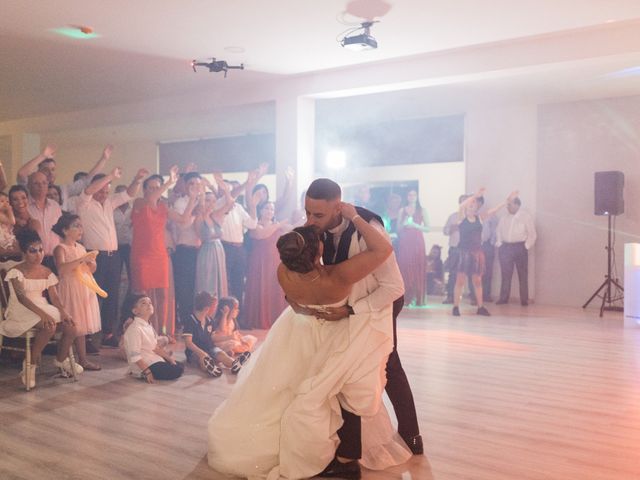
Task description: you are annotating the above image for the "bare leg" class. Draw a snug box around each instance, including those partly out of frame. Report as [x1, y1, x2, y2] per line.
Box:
[214, 350, 235, 368]
[155, 288, 168, 335]
[31, 324, 57, 366]
[472, 275, 484, 308]
[453, 273, 467, 307]
[56, 322, 77, 363]
[74, 335, 87, 365]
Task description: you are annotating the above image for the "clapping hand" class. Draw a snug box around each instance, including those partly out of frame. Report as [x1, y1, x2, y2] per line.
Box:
[257, 162, 269, 179]
[102, 145, 114, 160]
[43, 145, 57, 158]
[134, 168, 149, 182]
[168, 165, 179, 184]
[284, 167, 294, 182]
[110, 167, 123, 179]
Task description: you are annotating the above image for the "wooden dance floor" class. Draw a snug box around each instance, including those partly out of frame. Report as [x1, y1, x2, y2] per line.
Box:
[1, 302, 639, 480]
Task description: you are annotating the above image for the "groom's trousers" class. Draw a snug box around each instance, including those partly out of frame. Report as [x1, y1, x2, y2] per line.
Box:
[336, 295, 420, 459]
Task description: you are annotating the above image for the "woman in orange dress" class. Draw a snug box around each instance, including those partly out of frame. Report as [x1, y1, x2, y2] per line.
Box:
[397, 189, 430, 306]
[130, 166, 197, 336]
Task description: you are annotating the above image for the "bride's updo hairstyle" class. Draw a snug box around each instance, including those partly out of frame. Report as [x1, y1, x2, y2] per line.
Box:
[277, 226, 321, 274]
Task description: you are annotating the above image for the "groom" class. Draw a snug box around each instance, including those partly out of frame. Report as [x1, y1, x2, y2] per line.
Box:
[298, 178, 422, 478]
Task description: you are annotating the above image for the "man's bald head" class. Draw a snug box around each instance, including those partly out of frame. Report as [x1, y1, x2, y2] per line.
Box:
[28, 171, 49, 201]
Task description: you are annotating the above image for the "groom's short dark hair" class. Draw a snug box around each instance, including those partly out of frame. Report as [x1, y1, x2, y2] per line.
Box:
[306, 178, 341, 201]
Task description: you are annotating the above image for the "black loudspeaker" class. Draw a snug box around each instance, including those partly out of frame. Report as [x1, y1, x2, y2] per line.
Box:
[594, 171, 624, 216]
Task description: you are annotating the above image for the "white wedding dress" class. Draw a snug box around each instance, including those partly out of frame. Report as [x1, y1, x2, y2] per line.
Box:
[207, 300, 411, 479]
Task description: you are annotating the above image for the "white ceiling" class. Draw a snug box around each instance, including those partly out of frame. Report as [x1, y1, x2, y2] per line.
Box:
[2, 0, 640, 122]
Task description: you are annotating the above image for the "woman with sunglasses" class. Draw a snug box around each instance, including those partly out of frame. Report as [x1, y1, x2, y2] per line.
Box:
[0, 228, 79, 388]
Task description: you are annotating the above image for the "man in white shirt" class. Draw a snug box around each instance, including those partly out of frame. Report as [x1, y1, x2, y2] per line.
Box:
[495, 197, 537, 306]
[77, 167, 147, 344]
[27, 171, 62, 272]
[113, 184, 133, 288]
[220, 173, 259, 325]
[18, 144, 112, 209]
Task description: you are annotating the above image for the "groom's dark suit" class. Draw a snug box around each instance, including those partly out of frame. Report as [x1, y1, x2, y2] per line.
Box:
[322, 206, 420, 460]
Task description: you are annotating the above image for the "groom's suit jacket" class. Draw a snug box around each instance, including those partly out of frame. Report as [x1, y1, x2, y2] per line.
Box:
[322, 207, 405, 338]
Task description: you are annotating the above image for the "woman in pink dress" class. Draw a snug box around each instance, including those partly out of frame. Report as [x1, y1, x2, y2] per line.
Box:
[397, 189, 430, 306]
[130, 167, 196, 337]
[244, 201, 290, 329]
[53, 214, 101, 370]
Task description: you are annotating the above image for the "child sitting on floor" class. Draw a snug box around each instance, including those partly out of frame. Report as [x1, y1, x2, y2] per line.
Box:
[183, 291, 248, 376]
[212, 296, 257, 356]
[121, 293, 183, 383]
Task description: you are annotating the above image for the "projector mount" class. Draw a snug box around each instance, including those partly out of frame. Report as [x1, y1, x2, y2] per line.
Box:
[340, 20, 379, 50]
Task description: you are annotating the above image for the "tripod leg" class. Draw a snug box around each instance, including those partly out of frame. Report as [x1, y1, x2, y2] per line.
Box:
[583, 279, 608, 309]
[611, 278, 624, 291]
[599, 282, 608, 317]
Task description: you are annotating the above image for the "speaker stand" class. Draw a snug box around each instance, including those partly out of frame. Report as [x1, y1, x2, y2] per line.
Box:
[583, 214, 624, 317]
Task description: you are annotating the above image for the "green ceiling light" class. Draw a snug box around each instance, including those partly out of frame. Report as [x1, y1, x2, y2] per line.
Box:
[51, 26, 100, 39]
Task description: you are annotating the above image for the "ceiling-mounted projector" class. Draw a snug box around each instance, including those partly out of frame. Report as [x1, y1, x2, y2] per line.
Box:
[340, 21, 378, 51]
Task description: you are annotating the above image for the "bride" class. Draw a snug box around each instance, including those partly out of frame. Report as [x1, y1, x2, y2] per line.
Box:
[208, 202, 411, 479]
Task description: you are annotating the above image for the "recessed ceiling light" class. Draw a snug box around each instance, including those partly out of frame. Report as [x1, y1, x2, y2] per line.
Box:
[224, 46, 245, 54]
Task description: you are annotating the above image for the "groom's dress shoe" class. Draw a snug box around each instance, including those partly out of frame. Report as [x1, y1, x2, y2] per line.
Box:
[317, 457, 361, 479]
[403, 434, 424, 455]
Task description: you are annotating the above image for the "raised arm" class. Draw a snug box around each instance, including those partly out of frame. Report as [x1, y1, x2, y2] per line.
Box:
[0, 162, 8, 192]
[17, 145, 55, 184]
[85, 145, 113, 180]
[147, 165, 179, 205]
[331, 203, 393, 286]
[458, 188, 485, 221]
[484, 190, 519, 219]
[84, 167, 122, 196]
[126, 168, 149, 198]
[167, 188, 198, 225]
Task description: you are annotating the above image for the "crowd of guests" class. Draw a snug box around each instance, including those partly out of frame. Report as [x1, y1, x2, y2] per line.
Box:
[0, 142, 538, 387]
[0, 145, 280, 388]
[377, 185, 537, 316]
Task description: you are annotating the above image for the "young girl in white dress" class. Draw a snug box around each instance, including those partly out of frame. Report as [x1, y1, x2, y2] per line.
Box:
[0, 229, 80, 388]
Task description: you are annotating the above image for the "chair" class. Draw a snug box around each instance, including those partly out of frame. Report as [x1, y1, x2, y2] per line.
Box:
[0, 267, 79, 391]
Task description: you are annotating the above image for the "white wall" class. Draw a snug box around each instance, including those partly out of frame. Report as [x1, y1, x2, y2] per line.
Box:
[465, 105, 538, 301]
[537, 96, 640, 308]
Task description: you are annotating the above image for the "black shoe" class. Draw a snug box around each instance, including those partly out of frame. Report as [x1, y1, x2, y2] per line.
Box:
[442, 297, 453, 304]
[452, 306, 460, 316]
[101, 335, 120, 349]
[521, 301, 529, 306]
[402, 434, 424, 455]
[317, 457, 361, 479]
[495, 299, 508, 305]
[477, 306, 491, 316]
[86, 339, 100, 356]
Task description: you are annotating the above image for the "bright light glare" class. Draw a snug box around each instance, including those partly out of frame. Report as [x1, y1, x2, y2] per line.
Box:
[326, 150, 346, 170]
